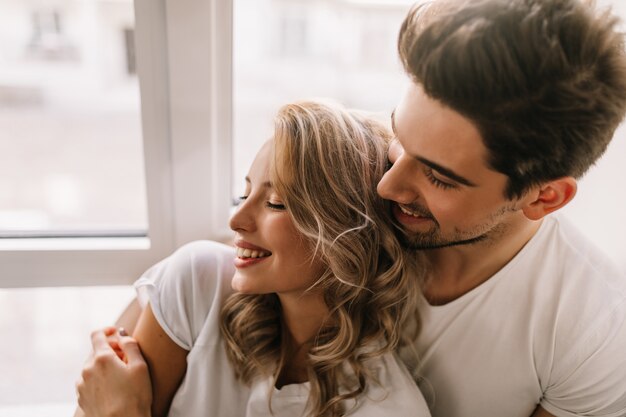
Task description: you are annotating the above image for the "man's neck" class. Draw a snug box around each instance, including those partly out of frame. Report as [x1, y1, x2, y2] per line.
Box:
[422, 217, 544, 305]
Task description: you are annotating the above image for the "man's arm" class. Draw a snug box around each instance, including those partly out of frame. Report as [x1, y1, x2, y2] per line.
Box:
[74, 304, 188, 417]
[74, 297, 143, 417]
[76, 329, 152, 417]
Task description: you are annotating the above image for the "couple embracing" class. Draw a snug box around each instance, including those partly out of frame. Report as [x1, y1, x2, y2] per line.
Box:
[76, 1, 626, 416]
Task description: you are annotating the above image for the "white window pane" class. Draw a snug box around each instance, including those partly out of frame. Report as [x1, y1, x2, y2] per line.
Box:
[0, 0, 147, 237]
[233, 0, 417, 199]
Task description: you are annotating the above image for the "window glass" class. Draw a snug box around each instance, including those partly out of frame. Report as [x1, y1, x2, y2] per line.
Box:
[0, 0, 147, 237]
[233, 0, 417, 200]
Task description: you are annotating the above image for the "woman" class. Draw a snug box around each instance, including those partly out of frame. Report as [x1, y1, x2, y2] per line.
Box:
[76, 100, 430, 417]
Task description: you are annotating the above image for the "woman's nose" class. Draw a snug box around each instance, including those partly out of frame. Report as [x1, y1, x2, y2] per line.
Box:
[229, 198, 256, 232]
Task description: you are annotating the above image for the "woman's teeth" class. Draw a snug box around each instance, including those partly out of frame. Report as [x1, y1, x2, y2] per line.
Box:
[236, 247, 271, 258]
[399, 204, 420, 217]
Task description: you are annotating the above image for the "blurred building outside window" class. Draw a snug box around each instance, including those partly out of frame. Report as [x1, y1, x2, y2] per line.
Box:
[0, 0, 147, 238]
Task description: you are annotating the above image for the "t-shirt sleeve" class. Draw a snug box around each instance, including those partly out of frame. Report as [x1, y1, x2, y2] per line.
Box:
[540, 298, 626, 417]
[133, 240, 236, 351]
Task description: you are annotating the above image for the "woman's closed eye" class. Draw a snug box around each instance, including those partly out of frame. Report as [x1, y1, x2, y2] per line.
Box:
[266, 201, 286, 210]
[235, 194, 286, 210]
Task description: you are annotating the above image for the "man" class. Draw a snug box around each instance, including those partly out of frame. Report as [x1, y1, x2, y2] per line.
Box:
[76, 1, 626, 416]
[379, 0, 626, 416]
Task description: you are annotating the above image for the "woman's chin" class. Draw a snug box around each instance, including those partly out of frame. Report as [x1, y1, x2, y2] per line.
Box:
[231, 275, 259, 294]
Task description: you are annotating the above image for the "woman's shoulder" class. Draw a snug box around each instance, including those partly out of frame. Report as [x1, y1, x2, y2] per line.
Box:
[138, 240, 235, 291]
[134, 240, 236, 349]
[169, 240, 236, 272]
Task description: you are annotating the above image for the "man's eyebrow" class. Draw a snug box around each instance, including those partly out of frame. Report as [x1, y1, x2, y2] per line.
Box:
[390, 110, 476, 187]
[415, 157, 477, 187]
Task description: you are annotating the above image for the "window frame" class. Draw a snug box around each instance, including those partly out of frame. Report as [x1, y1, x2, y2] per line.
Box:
[0, 0, 234, 288]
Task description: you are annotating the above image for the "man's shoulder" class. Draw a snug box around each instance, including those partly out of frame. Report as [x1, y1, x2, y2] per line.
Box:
[524, 214, 625, 295]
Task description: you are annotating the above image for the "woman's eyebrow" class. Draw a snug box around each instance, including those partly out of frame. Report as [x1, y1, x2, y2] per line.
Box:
[244, 177, 272, 189]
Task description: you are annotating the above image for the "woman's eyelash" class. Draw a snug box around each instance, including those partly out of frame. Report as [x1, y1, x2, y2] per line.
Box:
[266, 202, 286, 210]
[424, 168, 455, 189]
[235, 195, 286, 210]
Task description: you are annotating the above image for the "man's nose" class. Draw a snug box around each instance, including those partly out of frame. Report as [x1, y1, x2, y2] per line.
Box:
[377, 158, 421, 205]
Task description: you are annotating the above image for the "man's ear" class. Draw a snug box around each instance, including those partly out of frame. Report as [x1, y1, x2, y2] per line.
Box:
[522, 177, 577, 221]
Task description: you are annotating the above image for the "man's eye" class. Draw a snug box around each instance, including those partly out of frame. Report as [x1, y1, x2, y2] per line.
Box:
[424, 168, 456, 190]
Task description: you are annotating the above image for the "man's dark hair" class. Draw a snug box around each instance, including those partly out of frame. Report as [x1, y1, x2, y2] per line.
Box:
[399, 0, 626, 199]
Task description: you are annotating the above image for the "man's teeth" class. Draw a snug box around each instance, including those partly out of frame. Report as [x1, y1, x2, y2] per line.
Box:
[399, 205, 421, 217]
[236, 247, 271, 258]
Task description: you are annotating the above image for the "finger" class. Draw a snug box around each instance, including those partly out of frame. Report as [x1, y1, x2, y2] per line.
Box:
[107, 339, 121, 351]
[111, 345, 125, 360]
[107, 331, 120, 346]
[106, 332, 126, 360]
[103, 326, 117, 337]
[118, 336, 145, 366]
[75, 378, 85, 406]
[91, 329, 114, 352]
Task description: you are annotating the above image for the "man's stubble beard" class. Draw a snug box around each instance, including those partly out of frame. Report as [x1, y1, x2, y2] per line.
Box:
[395, 204, 516, 251]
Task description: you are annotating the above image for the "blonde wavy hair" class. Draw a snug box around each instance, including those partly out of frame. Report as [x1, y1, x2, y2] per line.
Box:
[220, 100, 424, 417]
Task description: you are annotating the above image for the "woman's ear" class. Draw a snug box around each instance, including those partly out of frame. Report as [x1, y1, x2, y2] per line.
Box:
[522, 177, 577, 221]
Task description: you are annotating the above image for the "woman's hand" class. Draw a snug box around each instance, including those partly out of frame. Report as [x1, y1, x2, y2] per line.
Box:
[76, 327, 152, 417]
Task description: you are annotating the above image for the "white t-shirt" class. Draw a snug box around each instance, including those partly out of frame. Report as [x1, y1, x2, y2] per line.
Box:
[408, 214, 626, 417]
[135, 240, 431, 417]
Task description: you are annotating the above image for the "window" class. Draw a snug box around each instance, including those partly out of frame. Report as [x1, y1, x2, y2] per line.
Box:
[2, 0, 625, 289]
[232, 0, 418, 200]
[0, 0, 148, 237]
[0, 0, 234, 287]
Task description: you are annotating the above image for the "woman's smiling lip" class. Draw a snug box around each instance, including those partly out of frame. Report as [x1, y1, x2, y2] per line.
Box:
[233, 239, 272, 269]
[234, 256, 268, 268]
[234, 239, 270, 252]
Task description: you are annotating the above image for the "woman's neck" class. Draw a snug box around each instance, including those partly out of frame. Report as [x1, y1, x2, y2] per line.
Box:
[275, 290, 329, 387]
[278, 289, 329, 346]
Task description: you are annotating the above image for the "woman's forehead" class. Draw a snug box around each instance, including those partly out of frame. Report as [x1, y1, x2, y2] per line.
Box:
[246, 142, 271, 181]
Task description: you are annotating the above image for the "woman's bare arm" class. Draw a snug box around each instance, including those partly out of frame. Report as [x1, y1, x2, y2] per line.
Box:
[133, 303, 188, 417]
[115, 298, 142, 334]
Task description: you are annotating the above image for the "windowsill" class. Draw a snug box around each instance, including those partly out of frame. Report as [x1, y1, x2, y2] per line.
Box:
[0, 403, 76, 417]
[0, 236, 151, 251]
